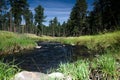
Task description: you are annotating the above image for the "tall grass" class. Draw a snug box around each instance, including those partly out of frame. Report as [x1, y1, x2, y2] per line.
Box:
[0, 59, 20, 80]
[1, 30, 119, 54]
[0, 31, 36, 54]
[60, 31, 120, 51]
[97, 54, 116, 76]
[58, 52, 119, 80]
[58, 60, 90, 80]
[37, 31, 120, 52]
[91, 53, 119, 79]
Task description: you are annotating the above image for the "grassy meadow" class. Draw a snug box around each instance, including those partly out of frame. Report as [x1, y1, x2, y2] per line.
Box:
[0, 31, 37, 54]
[0, 30, 120, 79]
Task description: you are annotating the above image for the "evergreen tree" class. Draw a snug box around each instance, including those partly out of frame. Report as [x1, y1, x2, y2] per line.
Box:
[88, 1, 103, 34]
[34, 5, 45, 35]
[23, 8, 33, 33]
[53, 17, 59, 36]
[58, 22, 61, 37]
[49, 20, 53, 36]
[61, 21, 67, 36]
[9, 0, 29, 32]
[89, 0, 120, 34]
[0, 0, 8, 30]
[49, 17, 59, 37]
[68, 0, 87, 36]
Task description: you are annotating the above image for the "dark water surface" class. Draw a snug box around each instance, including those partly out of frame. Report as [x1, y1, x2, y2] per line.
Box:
[2, 42, 72, 73]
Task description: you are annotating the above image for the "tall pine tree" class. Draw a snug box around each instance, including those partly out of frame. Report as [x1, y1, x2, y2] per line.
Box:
[68, 0, 87, 36]
[10, 0, 29, 32]
[23, 8, 33, 33]
[34, 5, 45, 35]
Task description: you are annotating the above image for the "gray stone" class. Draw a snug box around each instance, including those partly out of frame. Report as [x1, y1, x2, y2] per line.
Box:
[11, 71, 49, 80]
[11, 71, 72, 80]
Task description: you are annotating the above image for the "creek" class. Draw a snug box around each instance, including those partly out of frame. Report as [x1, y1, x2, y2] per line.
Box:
[3, 42, 72, 73]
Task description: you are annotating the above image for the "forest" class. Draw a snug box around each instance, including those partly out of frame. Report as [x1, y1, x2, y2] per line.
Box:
[0, 0, 120, 36]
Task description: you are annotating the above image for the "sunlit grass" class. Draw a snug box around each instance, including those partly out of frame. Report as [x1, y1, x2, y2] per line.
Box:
[61, 31, 120, 50]
[1, 30, 119, 54]
[58, 60, 90, 80]
[0, 31, 36, 54]
[97, 54, 117, 77]
[90, 51, 120, 80]
[36, 31, 120, 52]
[0, 59, 20, 80]
[58, 52, 120, 80]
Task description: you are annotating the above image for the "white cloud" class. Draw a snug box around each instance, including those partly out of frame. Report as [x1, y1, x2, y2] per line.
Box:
[45, 11, 70, 15]
[28, 0, 74, 26]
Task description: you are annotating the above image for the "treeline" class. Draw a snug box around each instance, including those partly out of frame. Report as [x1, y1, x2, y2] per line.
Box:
[0, 0, 120, 36]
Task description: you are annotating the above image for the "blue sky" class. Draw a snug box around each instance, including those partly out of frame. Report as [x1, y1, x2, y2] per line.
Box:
[27, 0, 94, 26]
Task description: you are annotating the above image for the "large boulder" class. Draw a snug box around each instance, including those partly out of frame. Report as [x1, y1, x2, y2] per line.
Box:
[11, 71, 72, 80]
[11, 71, 49, 80]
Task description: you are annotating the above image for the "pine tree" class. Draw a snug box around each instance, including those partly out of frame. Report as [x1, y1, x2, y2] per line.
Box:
[23, 8, 33, 33]
[0, 0, 8, 30]
[34, 5, 45, 35]
[68, 0, 87, 36]
[53, 17, 58, 36]
[61, 21, 67, 36]
[9, 0, 29, 32]
[89, 0, 120, 33]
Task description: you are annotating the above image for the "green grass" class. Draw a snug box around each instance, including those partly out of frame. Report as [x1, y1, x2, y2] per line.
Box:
[1, 30, 120, 54]
[57, 52, 120, 80]
[91, 52, 119, 79]
[97, 54, 116, 76]
[0, 31, 37, 54]
[0, 59, 20, 80]
[60, 31, 120, 51]
[58, 60, 90, 80]
[37, 31, 120, 52]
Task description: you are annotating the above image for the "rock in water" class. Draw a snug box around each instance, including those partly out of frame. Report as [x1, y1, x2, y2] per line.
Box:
[35, 46, 42, 49]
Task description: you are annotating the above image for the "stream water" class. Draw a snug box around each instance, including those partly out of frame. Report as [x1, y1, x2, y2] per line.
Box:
[3, 42, 72, 73]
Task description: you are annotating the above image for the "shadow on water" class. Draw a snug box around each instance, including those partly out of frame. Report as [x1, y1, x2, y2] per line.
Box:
[1, 42, 72, 74]
[1, 41, 102, 74]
